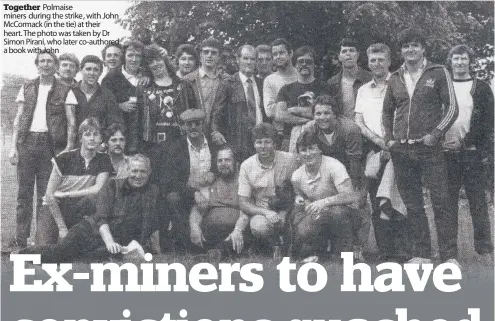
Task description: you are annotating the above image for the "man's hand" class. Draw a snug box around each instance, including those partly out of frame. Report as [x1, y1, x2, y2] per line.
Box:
[211, 131, 227, 145]
[264, 210, 280, 224]
[53, 191, 67, 199]
[225, 229, 244, 254]
[442, 138, 463, 151]
[294, 195, 305, 206]
[58, 226, 69, 240]
[137, 76, 150, 87]
[386, 140, 397, 149]
[371, 136, 389, 151]
[200, 172, 215, 187]
[420, 134, 440, 146]
[287, 106, 298, 114]
[194, 192, 209, 211]
[9, 148, 18, 165]
[306, 199, 327, 219]
[190, 227, 205, 248]
[380, 151, 391, 162]
[106, 241, 122, 254]
[119, 100, 137, 113]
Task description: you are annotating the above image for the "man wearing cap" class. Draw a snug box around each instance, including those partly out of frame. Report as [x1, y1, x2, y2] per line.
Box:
[152, 108, 219, 253]
[382, 27, 458, 265]
[274, 46, 329, 152]
[213, 45, 268, 162]
[328, 38, 372, 120]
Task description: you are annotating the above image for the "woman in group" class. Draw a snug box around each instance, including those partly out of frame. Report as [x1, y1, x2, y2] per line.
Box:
[290, 130, 360, 262]
[140, 44, 197, 155]
[36, 117, 114, 245]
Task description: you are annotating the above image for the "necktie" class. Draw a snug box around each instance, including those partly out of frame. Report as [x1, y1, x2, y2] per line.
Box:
[246, 78, 257, 122]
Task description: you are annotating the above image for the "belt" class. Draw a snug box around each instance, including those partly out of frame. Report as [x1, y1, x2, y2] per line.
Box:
[400, 139, 421, 145]
[28, 131, 49, 136]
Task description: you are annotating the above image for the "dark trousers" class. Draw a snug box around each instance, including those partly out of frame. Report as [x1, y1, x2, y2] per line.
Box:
[445, 150, 493, 255]
[391, 145, 455, 261]
[161, 192, 193, 252]
[20, 220, 105, 263]
[368, 169, 411, 260]
[16, 133, 53, 244]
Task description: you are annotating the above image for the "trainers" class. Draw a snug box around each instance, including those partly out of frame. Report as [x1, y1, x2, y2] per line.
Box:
[301, 255, 319, 264]
[406, 257, 432, 264]
[444, 258, 462, 269]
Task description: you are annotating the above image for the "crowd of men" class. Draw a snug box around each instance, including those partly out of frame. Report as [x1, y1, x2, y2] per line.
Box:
[7, 26, 494, 267]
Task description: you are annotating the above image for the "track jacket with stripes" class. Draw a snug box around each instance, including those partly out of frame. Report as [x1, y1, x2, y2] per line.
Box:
[382, 60, 458, 144]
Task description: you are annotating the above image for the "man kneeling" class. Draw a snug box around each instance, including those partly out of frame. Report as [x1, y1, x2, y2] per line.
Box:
[19, 154, 159, 263]
[291, 130, 360, 262]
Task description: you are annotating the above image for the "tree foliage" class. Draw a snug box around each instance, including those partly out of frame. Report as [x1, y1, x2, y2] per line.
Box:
[119, 1, 494, 79]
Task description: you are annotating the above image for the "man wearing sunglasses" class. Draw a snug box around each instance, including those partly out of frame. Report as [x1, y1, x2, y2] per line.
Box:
[274, 46, 329, 152]
[183, 38, 229, 140]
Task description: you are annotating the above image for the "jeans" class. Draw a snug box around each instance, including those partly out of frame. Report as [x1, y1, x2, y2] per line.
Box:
[445, 150, 493, 255]
[391, 144, 455, 261]
[16, 133, 53, 244]
[20, 219, 104, 263]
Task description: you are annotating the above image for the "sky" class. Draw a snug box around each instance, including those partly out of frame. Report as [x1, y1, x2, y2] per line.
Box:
[1, 1, 132, 80]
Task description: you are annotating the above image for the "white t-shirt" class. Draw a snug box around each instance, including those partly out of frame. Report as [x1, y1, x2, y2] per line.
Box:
[444, 79, 474, 144]
[354, 77, 389, 137]
[16, 84, 52, 132]
[263, 67, 298, 118]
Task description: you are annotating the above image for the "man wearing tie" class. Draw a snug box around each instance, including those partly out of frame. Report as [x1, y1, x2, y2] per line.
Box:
[213, 44, 268, 162]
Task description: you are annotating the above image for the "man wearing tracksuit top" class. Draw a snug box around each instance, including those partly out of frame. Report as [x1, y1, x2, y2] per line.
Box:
[382, 27, 458, 265]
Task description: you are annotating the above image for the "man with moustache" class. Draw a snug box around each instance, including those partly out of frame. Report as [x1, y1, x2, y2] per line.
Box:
[327, 38, 371, 119]
[213, 45, 268, 162]
[189, 146, 249, 258]
[153, 109, 218, 253]
[8, 50, 77, 251]
[382, 27, 458, 265]
[66, 55, 123, 135]
[274, 46, 329, 152]
[57, 53, 79, 88]
[106, 123, 131, 178]
[255, 44, 273, 82]
[19, 154, 160, 263]
[175, 44, 199, 79]
[263, 38, 298, 126]
[183, 38, 229, 138]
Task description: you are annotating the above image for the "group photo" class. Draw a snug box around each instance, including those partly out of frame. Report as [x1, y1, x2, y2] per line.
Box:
[1, 1, 493, 272]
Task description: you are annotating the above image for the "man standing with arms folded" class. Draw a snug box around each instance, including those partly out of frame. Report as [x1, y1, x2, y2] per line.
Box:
[443, 45, 494, 262]
[355, 43, 409, 263]
[382, 27, 458, 265]
[7, 50, 76, 250]
[328, 38, 371, 119]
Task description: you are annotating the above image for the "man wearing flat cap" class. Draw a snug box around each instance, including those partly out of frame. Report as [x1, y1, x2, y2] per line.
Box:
[152, 108, 221, 253]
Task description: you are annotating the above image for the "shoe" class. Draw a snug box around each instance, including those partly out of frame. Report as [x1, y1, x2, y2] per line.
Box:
[444, 258, 462, 269]
[406, 257, 432, 264]
[301, 255, 319, 264]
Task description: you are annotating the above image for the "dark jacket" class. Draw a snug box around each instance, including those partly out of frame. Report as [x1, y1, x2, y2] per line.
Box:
[213, 72, 268, 162]
[93, 178, 159, 246]
[183, 69, 229, 134]
[327, 68, 372, 118]
[72, 83, 124, 138]
[463, 78, 494, 155]
[101, 71, 142, 153]
[382, 60, 458, 144]
[18, 78, 71, 151]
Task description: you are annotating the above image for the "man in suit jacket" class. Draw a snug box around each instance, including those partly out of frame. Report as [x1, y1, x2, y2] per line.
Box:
[152, 109, 220, 253]
[212, 45, 269, 162]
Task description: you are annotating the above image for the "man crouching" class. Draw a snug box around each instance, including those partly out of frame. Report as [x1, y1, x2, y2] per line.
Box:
[19, 154, 159, 263]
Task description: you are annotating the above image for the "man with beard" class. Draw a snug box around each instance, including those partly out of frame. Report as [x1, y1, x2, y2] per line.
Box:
[213, 45, 268, 162]
[106, 123, 130, 178]
[327, 38, 371, 119]
[263, 38, 298, 126]
[66, 55, 123, 134]
[57, 53, 79, 88]
[255, 44, 273, 82]
[189, 146, 249, 258]
[274, 46, 329, 152]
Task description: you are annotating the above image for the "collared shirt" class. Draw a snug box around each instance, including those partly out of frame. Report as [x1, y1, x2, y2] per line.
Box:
[16, 83, 52, 132]
[403, 58, 427, 97]
[112, 155, 131, 179]
[198, 67, 220, 118]
[355, 73, 391, 137]
[238, 151, 298, 209]
[291, 156, 349, 201]
[187, 135, 212, 189]
[121, 68, 140, 87]
[238, 71, 262, 124]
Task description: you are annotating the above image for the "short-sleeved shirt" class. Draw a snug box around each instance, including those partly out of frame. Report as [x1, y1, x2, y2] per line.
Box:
[276, 79, 330, 137]
[291, 156, 349, 201]
[238, 151, 299, 209]
[187, 136, 212, 189]
[301, 118, 362, 170]
[16, 84, 52, 132]
[53, 149, 114, 192]
[355, 76, 390, 138]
